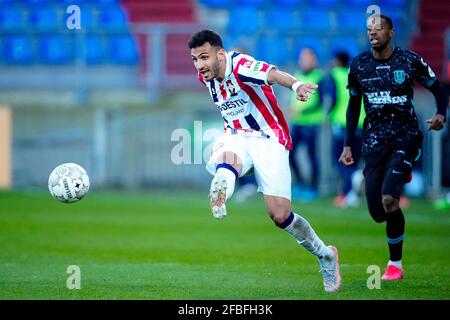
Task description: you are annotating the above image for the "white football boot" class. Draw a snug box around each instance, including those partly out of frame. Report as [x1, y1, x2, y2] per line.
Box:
[318, 245, 341, 292]
[209, 173, 228, 220]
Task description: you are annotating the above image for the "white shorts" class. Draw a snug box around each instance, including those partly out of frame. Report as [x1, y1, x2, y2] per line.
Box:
[206, 133, 292, 200]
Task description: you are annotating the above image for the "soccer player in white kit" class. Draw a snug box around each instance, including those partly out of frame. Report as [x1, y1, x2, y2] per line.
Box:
[188, 29, 341, 292]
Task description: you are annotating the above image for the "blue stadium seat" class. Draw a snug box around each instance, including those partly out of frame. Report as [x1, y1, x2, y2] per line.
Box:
[22, 0, 50, 4]
[384, 0, 405, 5]
[383, 11, 403, 24]
[342, 0, 372, 6]
[239, 0, 267, 6]
[199, 0, 234, 8]
[221, 35, 244, 52]
[97, 6, 128, 30]
[37, 35, 73, 64]
[28, 6, 60, 31]
[83, 34, 105, 64]
[328, 37, 361, 59]
[255, 36, 288, 66]
[307, 0, 335, 6]
[299, 10, 332, 31]
[0, 7, 25, 31]
[272, 0, 302, 7]
[292, 37, 326, 63]
[108, 35, 139, 64]
[336, 11, 367, 30]
[61, 0, 120, 4]
[386, 12, 404, 36]
[227, 7, 262, 36]
[86, 0, 120, 3]
[77, 6, 95, 30]
[265, 9, 298, 32]
[59, 0, 89, 4]
[2, 35, 33, 64]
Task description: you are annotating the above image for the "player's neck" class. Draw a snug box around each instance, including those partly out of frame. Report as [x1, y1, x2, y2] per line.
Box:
[372, 42, 394, 60]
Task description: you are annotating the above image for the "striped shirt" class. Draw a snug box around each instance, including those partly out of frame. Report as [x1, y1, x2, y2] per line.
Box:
[198, 51, 292, 150]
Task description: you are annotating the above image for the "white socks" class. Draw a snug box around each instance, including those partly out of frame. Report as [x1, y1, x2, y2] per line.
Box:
[388, 260, 403, 269]
[283, 212, 333, 259]
[215, 167, 236, 200]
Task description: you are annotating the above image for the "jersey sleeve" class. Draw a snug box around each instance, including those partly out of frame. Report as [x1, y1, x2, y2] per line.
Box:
[347, 62, 362, 96]
[413, 54, 437, 88]
[236, 58, 275, 86]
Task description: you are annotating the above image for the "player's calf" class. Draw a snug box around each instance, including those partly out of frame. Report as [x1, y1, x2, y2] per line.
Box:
[367, 193, 387, 223]
[273, 210, 341, 292]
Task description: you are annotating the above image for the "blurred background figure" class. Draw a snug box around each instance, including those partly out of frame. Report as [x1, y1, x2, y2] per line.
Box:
[328, 51, 365, 208]
[288, 48, 325, 202]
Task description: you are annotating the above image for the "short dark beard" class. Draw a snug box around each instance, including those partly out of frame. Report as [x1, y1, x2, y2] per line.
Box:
[372, 41, 388, 52]
[212, 58, 221, 80]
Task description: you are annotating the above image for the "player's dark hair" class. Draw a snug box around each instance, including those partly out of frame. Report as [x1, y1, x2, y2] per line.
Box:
[335, 51, 350, 68]
[380, 14, 393, 29]
[188, 29, 224, 49]
[371, 14, 393, 29]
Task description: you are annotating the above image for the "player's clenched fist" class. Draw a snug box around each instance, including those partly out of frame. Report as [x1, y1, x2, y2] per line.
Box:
[338, 146, 354, 166]
[426, 114, 446, 131]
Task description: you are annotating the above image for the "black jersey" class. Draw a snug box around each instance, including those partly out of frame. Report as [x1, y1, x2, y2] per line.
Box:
[348, 46, 437, 155]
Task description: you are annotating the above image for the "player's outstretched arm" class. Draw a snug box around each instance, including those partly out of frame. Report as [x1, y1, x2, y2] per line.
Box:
[267, 68, 318, 102]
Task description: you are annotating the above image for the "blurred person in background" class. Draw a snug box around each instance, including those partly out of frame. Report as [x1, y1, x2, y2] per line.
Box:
[289, 48, 325, 202]
[328, 51, 365, 208]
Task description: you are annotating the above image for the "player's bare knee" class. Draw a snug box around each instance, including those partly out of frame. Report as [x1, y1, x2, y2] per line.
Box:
[382, 194, 399, 213]
[266, 200, 291, 225]
[269, 208, 291, 225]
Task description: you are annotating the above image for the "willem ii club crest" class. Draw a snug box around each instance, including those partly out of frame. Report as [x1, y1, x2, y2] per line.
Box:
[226, 80, 237, 96]
[393, 70, 405, 84]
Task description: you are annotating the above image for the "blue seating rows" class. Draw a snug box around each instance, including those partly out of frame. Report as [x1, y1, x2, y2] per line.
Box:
[199, 0, 406, 9]
[0, 34, 139, 65]
[0, 2, 139, 64]
[202, 0, 407, 65]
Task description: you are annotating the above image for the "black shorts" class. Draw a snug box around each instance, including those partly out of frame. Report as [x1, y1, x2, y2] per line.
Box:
[363, 142, 422, 199]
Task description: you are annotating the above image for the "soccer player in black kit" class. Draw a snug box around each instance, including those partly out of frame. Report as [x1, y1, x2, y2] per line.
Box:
[339, 14, 448, 280]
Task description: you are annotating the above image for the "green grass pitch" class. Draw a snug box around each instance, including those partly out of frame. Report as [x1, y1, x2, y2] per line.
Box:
[0, 190, 449, 299]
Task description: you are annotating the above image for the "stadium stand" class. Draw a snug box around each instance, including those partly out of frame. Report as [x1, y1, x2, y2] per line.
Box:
[411, 0, 449, 79]
[198, 0, 416, 65]
[0, 0, 447, 95]
[2, 35, 33, 64]
[121, 0, 196, 23]
[0, 0, 138, 66]
[37, 34, 74, 64]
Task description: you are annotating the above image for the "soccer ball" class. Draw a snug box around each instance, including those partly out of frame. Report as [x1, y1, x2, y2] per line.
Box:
[48, 163, 90, 203]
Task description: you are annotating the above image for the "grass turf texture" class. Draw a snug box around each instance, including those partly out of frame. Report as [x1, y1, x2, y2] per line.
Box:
[0, 190, 449, 299]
